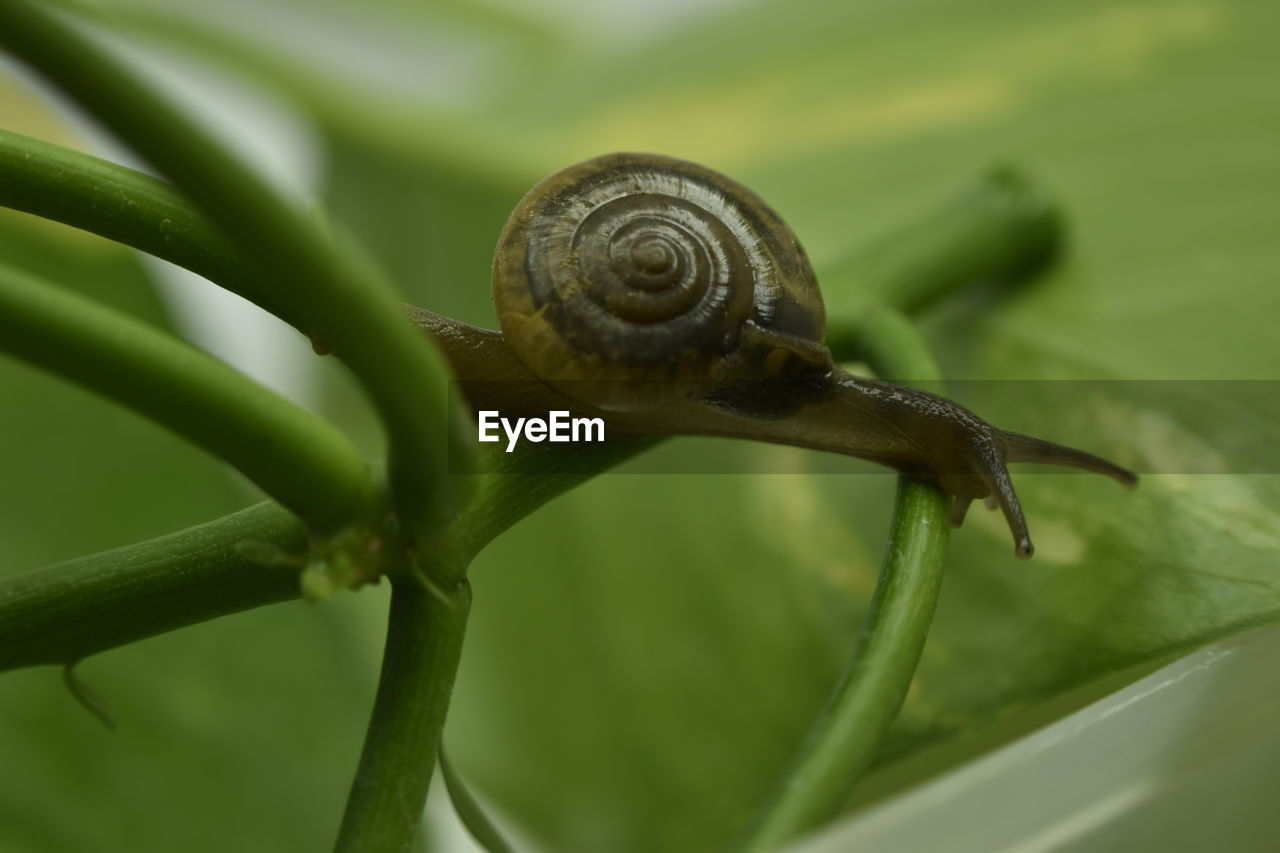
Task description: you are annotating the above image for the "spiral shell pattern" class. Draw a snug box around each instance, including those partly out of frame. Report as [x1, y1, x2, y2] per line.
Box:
[493, 153, 825, 409]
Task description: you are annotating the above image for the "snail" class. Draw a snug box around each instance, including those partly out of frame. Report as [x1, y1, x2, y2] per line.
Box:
[408, 153, 1137, 558]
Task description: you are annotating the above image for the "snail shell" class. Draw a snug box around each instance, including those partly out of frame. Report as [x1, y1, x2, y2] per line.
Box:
[492, 153, 831, 410]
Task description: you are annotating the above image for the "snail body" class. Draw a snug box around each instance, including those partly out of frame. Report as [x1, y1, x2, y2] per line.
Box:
[412, 153, 1137, 558]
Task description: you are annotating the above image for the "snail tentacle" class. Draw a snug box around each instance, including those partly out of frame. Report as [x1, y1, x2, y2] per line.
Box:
[973, 436, 1034, 558]
[1000, 430, 1139, 489]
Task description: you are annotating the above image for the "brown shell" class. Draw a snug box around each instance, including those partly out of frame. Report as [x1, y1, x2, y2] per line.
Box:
[492, 152, 828, 410]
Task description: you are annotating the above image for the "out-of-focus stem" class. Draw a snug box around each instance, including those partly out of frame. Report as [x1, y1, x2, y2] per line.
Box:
[826, 166, 1061, 361]
[0, 261, 375, 530]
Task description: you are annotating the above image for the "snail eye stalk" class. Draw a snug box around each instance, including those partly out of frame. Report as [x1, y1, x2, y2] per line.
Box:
[1001, 430, 1139, 489]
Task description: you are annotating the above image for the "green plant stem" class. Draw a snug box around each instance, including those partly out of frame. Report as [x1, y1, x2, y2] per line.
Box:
[0, 129, 286, 323]
[335, 577, 472, 853]
[825, 166, 1060, 358]
[0, 0, 477, 540]
[738, 310, 951, 852]
[0, 501, 303, 672]
[0, 261, 374, 530]
[832, 302, 946, 382]
[442, 439, 662, 565]
[439, 744, 515, 853]
[0, 442, 659, 672]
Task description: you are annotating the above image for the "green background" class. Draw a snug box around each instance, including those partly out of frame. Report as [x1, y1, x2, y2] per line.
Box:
[1, 0, 1277, 850]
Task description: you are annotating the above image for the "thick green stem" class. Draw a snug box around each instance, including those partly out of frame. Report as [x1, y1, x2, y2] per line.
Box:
[0, 444, 648, 671]
[443, 439, 661, 565]
[0, 501, 303, 671]
[0, 261, 374, 530]
[0, 129, 287, 323]
[335, 577, 472, 853]
[738, 312, 951, 851]
[0, 0, 477, 539]
[825, 166, 1061, 358]
[833, 302, 944, 382]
